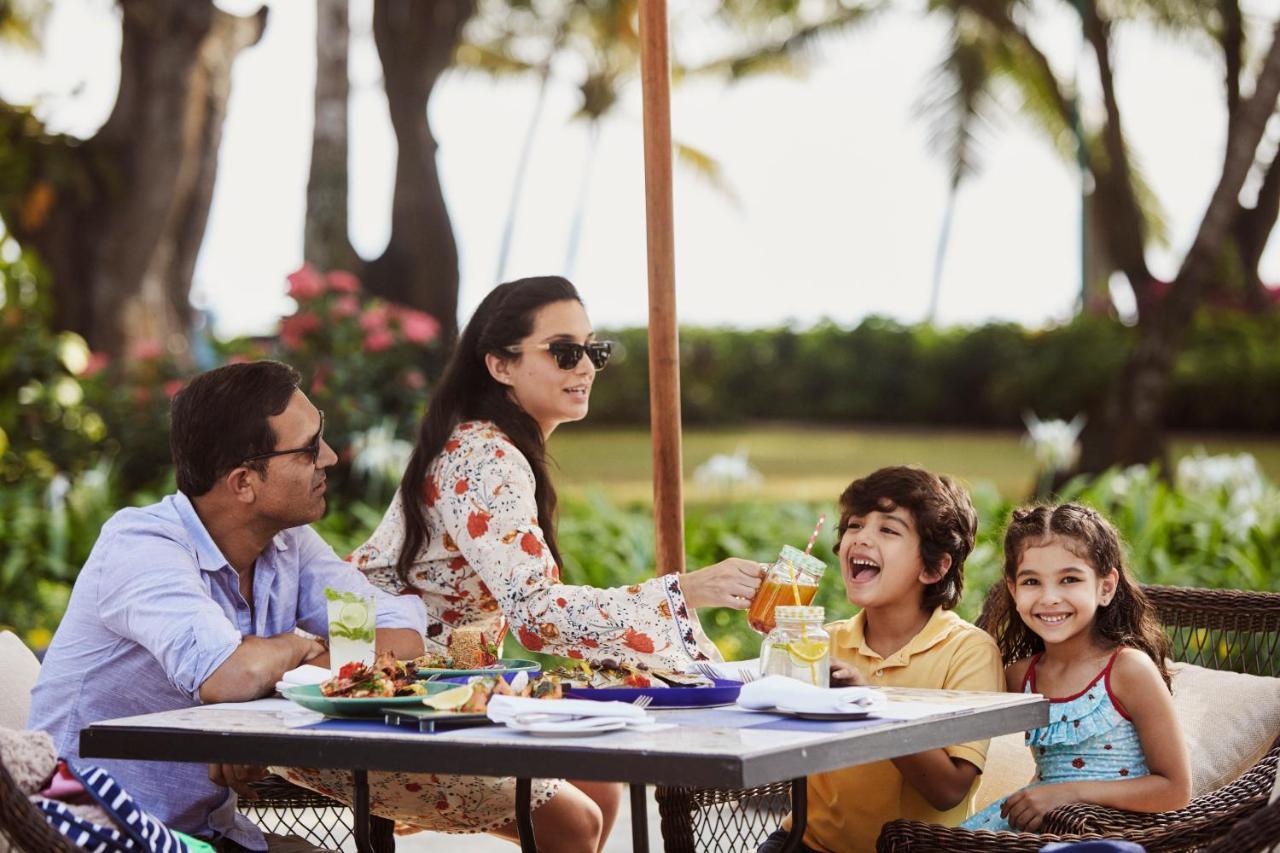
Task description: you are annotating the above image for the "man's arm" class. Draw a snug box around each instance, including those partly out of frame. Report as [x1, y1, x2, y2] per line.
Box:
[891, 752, 981, 811]
[198, 633, 326, 704]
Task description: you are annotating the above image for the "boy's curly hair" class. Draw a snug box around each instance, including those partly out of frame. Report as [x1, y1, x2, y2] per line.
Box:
[835, 466, 977, 611]
[985, 503, 1171, 689]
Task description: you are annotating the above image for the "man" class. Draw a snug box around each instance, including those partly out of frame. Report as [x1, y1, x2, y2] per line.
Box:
[29, 360, 426, 852]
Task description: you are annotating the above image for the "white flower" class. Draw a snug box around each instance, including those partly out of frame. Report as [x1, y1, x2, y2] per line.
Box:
[1104, 464, 1153, 500]
[1022, 413, 1085, 473]
[694, 446, 763, 493]
[350, 420, 413, 487]
[1176, 449, 1277, 541]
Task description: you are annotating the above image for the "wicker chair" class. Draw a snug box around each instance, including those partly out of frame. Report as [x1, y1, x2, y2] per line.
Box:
[244, 774, 380, 852]
[657, 584, 1280, 853]
[0, 749, 78, 852]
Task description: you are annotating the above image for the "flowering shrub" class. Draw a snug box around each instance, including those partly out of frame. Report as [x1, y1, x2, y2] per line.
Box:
[248, 264, 444, 502]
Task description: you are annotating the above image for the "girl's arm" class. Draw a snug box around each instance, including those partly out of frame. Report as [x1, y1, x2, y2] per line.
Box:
[1002, 648, 1191, 830]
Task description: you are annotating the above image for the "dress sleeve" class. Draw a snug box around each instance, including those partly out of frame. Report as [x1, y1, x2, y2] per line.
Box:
[941, 629, 1006, 770]
[348, 490, 415, 596]
[435, 435, 710, 669]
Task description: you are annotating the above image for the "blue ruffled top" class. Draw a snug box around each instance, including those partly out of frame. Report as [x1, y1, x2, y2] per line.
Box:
[961, 650, 1149, 832]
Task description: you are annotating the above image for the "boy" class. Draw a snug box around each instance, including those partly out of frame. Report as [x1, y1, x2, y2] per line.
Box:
[759, 466, 1003, 853]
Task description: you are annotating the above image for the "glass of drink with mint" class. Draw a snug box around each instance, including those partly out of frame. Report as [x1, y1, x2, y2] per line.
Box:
[324, 587, 376, 675]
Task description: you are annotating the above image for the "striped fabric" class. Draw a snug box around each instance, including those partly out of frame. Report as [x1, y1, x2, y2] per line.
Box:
[34, 763, 192, 852]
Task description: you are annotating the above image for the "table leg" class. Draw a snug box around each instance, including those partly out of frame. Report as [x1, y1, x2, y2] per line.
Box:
[352, 770, 374, 853]
[516, 777, 538, 852]
[779, 778, 808, 853]
[371, 813, 396, 853]
[629, 784, 649, 852]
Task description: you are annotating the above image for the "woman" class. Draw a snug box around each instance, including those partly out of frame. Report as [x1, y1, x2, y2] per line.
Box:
[283, 277, 763, 852]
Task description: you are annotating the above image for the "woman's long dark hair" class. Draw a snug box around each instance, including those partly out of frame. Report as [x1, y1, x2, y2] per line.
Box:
[985, 503, 1172, 690]
[393, 276, 581, 586]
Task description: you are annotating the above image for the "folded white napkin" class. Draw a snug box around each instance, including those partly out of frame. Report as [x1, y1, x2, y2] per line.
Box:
[486, 695, 650, 725]
[275, 664, 330, 694]
[737, 675, 885, 714]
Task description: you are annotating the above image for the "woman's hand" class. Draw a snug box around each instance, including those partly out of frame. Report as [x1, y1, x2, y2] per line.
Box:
[680, 559, 765, 610]
[830, 662, 866, 687]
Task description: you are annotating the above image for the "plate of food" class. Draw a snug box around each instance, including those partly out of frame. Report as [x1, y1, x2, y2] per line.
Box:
[282, 652, 454, 717]
[553, 661, 742, 709]
[413, 626, 542, 678]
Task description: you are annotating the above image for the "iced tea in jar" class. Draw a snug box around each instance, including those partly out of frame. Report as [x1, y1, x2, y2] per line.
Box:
[746, 545, 826, 634]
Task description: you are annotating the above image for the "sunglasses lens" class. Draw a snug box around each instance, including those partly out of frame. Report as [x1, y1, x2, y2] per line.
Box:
[586, 343, 611, 369]
[548, 344, 582, 369]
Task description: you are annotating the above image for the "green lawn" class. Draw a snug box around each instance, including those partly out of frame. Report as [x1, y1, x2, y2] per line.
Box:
[547, 424, 1280, 503]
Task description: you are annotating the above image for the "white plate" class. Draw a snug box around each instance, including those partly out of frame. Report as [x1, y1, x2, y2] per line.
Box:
[773, 704, 876, 721]
[507, 720, 629, 737]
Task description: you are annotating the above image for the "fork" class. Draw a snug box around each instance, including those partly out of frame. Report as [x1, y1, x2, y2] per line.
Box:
[631, 695, 654, 709]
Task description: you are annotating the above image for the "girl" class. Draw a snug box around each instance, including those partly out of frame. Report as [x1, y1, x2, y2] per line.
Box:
[282, 276, 763, 852]
[962, 503, 1190, 833]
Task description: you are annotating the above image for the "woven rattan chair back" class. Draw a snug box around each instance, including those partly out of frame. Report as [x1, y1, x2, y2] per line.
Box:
[0, 750, 78, 852]
[659, 583, 1280, 853]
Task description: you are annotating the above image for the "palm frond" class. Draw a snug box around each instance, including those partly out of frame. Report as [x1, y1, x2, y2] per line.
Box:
[915, 17, 1001, 188]
[673, 139, 740, 208]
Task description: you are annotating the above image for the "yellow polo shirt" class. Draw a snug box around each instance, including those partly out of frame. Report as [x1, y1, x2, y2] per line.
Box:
[786, 607, 1003, 853]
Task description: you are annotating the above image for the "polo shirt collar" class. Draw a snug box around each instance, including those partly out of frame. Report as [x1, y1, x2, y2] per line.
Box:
[835, 606, 965, 663]
[172, 491, 289, 573]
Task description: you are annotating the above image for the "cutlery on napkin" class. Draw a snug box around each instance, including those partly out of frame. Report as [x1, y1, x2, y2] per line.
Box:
[736, 675, 886, 715]
[486, 695, 672, 732]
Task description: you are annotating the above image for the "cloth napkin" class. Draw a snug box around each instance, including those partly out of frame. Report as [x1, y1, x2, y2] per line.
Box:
[737, 675, 886, 714]
[274, 664, 330, 694]
[486, 695, 650, 725]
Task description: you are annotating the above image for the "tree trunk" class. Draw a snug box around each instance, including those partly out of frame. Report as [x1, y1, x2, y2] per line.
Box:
[1079, 21, 1280, 473]
[364, 0, 474, 345]
[0, 1, 266, 359]
[305, 0, 356, 272]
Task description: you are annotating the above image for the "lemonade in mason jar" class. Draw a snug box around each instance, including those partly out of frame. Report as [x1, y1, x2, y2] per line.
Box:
[747, 545, 826, 634]
[759, 605, 830, 687]
[324, 587, 376, 675]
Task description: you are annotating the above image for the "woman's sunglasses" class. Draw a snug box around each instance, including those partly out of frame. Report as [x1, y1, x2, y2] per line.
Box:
[505, 341, 613, 371]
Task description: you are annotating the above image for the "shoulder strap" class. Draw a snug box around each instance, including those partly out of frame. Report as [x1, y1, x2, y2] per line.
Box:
[1022, 653, 1042, 692]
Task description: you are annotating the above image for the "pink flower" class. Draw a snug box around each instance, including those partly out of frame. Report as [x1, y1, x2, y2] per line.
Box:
[331, 295, 360, 318]
[363, 328, 395, 352]
[359, 304, 392, 333]
[286, 264, 326, 301]
[80, 351, 111, 378]
[398, 308, 440, 345]
[280, 311, 322, 349]
[163, 379, 184, 399]
[327, 270, 362, 294]
[404, 370, 426, 390]
[130, 340, 164, 361]
[227, 354, 250, 365]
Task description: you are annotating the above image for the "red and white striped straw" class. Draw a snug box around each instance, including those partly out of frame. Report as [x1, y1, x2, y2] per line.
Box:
[803, 513, 826, 556]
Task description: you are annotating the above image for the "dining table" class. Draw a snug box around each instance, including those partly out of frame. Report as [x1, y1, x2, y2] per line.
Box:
[80, 684, 1047, 853]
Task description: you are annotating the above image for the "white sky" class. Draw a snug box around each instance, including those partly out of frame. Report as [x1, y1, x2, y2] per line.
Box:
[2, 0, 1277, 337]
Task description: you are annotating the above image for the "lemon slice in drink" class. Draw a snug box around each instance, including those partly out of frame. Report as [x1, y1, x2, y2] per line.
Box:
[336, 601, 370, 631]
[787, 639, 829, 665]
[420, 684, 474, 711]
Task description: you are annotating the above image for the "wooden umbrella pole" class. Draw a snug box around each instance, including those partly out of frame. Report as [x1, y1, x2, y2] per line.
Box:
[638, 0, 685, 575]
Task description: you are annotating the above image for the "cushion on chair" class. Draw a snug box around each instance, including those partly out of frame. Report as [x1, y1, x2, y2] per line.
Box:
[1168, 661, 1280, 798]
[0, 631, 41, 729]
[974, 731, 1036, 811]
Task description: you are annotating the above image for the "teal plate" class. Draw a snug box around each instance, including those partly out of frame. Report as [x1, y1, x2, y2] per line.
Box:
[281, 682, 456, 718]
[416, 658, 541, 679]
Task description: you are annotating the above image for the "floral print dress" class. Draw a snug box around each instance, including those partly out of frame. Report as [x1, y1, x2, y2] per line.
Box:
[961, 650, 1150, 833]
[281, 420, 716, 834]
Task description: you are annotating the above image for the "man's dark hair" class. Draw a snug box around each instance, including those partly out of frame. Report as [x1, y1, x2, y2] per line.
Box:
[170, 360, 301, 496]
[834, 466, 977, 611]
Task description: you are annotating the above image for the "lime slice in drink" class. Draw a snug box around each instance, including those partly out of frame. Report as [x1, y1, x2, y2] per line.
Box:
[787, 639, 829, 665]
[336, 600, 370, 631]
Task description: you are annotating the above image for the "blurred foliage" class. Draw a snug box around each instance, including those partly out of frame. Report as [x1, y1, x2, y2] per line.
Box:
[589, 313, 1280, 431]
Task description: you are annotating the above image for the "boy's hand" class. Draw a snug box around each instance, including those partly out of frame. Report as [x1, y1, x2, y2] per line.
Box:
[1000, 782, 1078, 831]
[830, 663, 866, 687]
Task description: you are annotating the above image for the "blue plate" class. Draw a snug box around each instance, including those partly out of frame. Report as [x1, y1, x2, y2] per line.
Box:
[416, 658, 542, 679]
[565, 678, 741, 709]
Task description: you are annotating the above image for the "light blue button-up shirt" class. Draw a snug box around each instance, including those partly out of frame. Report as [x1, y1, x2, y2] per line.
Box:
[28, 491, 426, 850]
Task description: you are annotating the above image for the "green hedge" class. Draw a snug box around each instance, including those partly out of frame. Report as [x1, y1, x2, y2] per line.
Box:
[588, 313, 1280, 430]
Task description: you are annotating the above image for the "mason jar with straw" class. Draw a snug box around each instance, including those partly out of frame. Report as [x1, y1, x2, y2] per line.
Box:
[746, 515, 827, 635]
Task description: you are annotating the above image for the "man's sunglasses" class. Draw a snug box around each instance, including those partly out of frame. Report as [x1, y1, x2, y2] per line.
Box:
[242, 411, 325, 466]
[505, 341, 613, 371]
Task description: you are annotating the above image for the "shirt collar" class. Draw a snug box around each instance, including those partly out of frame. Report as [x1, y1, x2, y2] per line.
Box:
[835, 606, 965, 662]
[172, 491, 289, 573]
